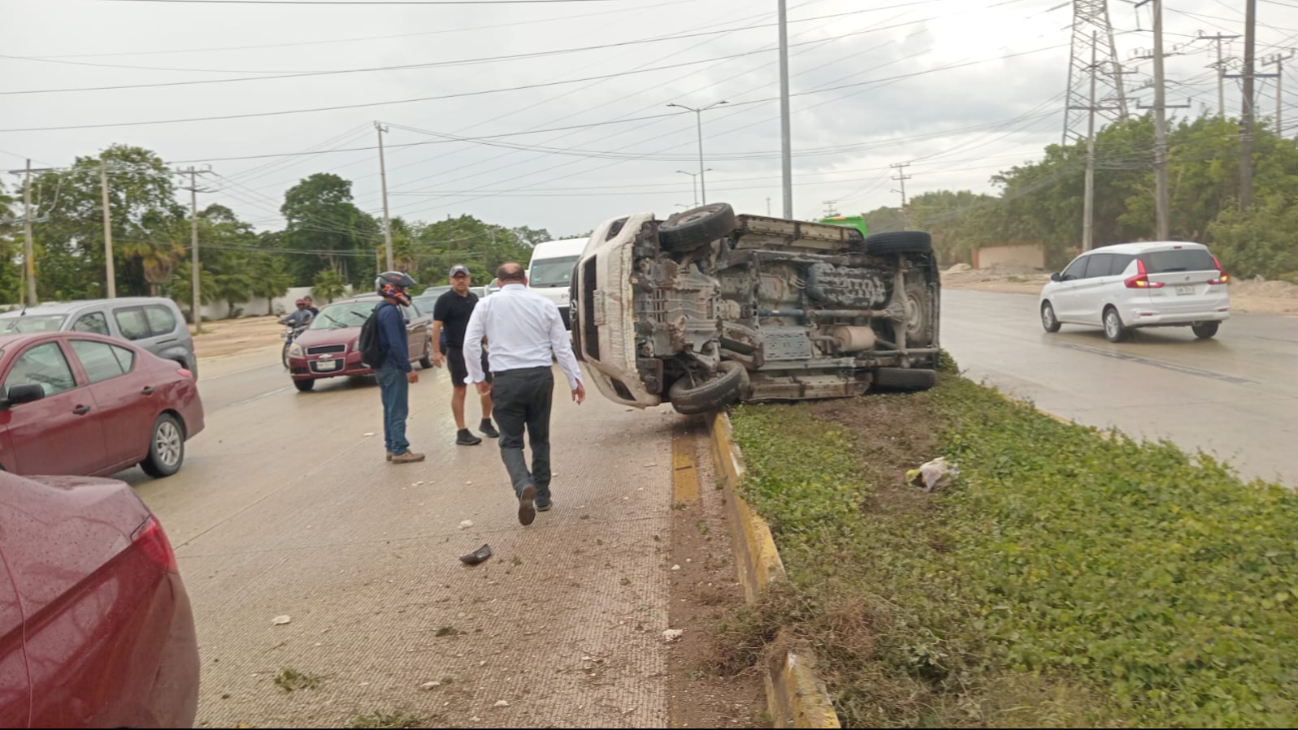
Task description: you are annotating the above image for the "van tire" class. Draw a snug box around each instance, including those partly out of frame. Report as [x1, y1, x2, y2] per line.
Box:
[1192, 321, 1220, 339]
[669, 362, 749, 415]
[865, 231, 932, 256]
[1041, 301, 1062, 333]
[873, 367, 937, 392]
[140, 414, 185, 479]
[659, 203, 738, 253]
[1103, 307, 1129, 343]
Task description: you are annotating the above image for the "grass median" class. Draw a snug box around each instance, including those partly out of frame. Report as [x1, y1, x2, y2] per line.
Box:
[721, 365, 1297, 728]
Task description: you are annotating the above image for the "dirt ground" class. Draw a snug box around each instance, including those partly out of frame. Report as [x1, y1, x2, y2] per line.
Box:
[667, 423, 768, 730]
[942, 264, 1298, 315]
[191, 316, 286, 360]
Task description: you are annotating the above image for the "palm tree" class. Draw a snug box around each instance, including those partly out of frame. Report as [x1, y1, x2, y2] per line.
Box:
[312, 269, 346, 304]
[122, 238, 185, 297]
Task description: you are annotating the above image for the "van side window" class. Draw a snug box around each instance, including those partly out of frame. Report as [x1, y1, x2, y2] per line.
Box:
[145, 305, 178, 336]
[1110, 254, 1135, 276]
[1061, 257, 1088, 281]
[114, 308, 151, 341]
[1084, 254, 1115, 278]
[72, 312, 111, 336]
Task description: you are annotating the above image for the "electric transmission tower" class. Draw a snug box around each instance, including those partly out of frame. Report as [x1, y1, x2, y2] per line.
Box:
[1062, 0, 1131, 145]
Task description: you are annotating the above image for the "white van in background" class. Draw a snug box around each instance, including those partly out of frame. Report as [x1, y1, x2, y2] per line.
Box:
[527, 238, 588, 330]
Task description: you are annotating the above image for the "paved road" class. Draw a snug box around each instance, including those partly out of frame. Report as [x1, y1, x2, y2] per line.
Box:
[125, 348, 686, 728]
[942, 289, 1298, 486]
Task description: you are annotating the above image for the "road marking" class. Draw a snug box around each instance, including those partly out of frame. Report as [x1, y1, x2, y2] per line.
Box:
[1049, 342, 1257, 385]
[672, 430, 700, 506]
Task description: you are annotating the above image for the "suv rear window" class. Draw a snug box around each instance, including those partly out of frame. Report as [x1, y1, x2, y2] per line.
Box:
[1141, 249, 1217, 273]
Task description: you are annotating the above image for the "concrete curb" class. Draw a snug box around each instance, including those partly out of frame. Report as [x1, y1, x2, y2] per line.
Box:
[707, 412, 841, 730]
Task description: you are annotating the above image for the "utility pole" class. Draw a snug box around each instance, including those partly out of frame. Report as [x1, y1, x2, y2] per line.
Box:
[766, 197, 772, 216]
[1062, 0, 1131, 145]
[175, 167, 213, 331]
[22, 161, 37, 306]
[1084, 31, 1099, 252]
[778, 0, 794, 219]
[667, 101, 726, 205]
[100, 157, 116, 299]
[676, 169, 711, 207]
[1200, 32, 1241, 120]
[890, 162, 912, 227]
[1135, 0, 1189, 241]
[1263, 51, 1295, 133]
[376, 122, 395, 272]
[1241, 0, 1258, 210]
[822, 200, 839, 218]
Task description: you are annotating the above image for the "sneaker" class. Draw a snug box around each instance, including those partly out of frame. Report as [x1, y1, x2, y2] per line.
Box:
[518, 484, 537, 527]
[386, 452, 394, 462]
[457, 429, 483, 446]
[480, 420, 500, 439]
[537, 499, 553, 513]
[391, 452, 426, 464]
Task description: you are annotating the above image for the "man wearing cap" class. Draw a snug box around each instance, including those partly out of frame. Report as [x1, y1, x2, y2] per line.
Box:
[433, 265, 499, 447]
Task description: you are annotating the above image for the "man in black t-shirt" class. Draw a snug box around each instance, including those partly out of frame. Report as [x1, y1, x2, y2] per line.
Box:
[433, 265, 499, 446]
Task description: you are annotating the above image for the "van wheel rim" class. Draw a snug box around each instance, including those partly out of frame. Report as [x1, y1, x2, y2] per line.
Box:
[1042, 306, 1055, 329]
[1105, 313, 1120, 338]
[156, 422, 182, 467]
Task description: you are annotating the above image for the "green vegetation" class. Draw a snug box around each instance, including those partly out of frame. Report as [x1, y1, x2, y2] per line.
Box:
[272, 668, 322, 693]
[346, 711, 425, 729]
[861, 114, 1298, 276]
[726, 375, 1298, 727]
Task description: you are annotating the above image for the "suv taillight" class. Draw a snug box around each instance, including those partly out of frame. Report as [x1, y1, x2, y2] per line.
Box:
[1125, 259, 1165, 289]
[1208, 255, 1231, 285]
[132, 517, 179, 573]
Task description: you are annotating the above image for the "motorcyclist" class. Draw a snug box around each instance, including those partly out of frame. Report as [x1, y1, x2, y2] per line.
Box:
[281, 299, 315, 329]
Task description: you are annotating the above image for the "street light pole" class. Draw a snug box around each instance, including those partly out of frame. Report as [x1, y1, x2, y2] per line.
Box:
[376, 121, 395, 272]
[778, 0, 793, 219]
[668, 101, 727, 205]
[676, 169, 713, 207]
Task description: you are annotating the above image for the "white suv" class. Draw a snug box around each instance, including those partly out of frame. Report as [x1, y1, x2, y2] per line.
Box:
[1039, 242, 1231, 343]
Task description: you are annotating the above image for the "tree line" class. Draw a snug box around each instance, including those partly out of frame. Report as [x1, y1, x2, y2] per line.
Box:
[862, 113, 1298, 278]
[0, 145, 554, 315]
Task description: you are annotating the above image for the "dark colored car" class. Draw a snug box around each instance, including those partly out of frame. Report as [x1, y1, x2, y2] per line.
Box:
[0, 332, 205, 478]
[0, 471, 200, 728]
[286, 296, 434, 392]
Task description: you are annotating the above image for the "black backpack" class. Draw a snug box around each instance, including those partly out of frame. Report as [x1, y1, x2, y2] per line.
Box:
[358, 301, 391, 368]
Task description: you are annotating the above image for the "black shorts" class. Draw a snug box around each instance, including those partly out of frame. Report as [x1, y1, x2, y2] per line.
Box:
[447, 347, 491, 387]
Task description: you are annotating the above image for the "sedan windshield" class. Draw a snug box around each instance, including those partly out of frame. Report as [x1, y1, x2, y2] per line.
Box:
[0, 314, 67, 334]
[310, 302, 376, 330]
[530, 256, 580, 288]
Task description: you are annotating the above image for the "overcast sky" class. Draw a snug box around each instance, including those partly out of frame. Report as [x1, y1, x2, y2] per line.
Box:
[3, 0, 1297, 237]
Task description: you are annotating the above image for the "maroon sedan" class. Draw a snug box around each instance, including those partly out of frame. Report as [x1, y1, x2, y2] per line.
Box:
[0, 471, 200, 728]
[287, 296, 434, 392]
[0, 332, 205, 478]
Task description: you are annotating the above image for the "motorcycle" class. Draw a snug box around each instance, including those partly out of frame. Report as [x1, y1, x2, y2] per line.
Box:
[282, 324, 308, 369]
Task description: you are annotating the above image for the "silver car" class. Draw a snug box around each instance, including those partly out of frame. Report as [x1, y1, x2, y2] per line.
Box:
[0, 298, 199, 378]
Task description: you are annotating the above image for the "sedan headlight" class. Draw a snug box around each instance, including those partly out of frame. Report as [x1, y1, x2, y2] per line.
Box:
[289, 344, 304, 358]
[350, 339, 360, 353]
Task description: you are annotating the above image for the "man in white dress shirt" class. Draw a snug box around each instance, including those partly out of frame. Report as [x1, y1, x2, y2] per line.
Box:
[464, 262, 586, 526]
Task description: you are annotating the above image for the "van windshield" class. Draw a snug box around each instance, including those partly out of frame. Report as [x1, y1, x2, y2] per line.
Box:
[0, 315, 66, 334]
[530, 256, 580, 288]
[1141, 249, 1217, 274]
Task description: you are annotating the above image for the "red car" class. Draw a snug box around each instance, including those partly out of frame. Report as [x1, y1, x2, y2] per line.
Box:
[287, 296, 434, 392]
[0, 332, 205, 478]
[0, 471, 200, 727]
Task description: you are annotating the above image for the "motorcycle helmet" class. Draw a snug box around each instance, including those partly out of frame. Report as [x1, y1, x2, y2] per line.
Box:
[376, 271, 416, 306]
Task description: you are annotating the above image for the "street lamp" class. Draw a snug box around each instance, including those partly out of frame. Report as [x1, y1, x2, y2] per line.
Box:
[668, 100, 728, 205]
[676, 169, 713, 207]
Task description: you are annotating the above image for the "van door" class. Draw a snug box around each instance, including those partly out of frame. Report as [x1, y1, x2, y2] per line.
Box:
[1052, 256, 1091, 322]
[1069, 253, 1114, 326]
[1140, 248, 1224, 316]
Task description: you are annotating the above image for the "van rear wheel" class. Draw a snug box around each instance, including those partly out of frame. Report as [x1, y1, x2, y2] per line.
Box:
[1192, 321, 1220, 339]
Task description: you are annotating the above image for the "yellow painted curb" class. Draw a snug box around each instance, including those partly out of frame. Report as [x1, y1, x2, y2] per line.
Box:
[708, 412, 841, 730]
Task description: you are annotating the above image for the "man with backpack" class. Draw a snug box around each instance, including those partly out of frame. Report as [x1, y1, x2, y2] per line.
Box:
[362, 271, 425, 465]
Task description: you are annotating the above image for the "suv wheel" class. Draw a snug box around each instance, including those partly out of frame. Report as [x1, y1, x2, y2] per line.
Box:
[873, 368, 937, 392]
[659, 203, 738, 253]
[668, 362, 749, 415]
[141, 414, 185, 479]
[865, 231, 933, 256]
[1041, 301, 1061, 333]
[1192, 321, 1220, 339]
[420, 340, 435, 369]
[1103, 307, 1129, 343]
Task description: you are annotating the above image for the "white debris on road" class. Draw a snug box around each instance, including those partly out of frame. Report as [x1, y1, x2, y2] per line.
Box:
[662, 629, 684, 643]
[271, 615, 291, 626]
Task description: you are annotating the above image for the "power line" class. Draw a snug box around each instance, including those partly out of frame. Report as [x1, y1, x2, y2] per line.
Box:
[92, 0, 645, 5]
[0, 5, 942, 95]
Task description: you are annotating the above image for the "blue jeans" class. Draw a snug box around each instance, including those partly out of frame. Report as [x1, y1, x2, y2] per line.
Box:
[376, 366, 411, 456]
